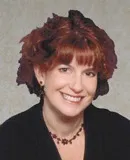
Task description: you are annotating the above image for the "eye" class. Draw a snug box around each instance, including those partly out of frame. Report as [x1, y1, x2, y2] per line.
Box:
[58, 65, 71, 73]
[59, 68, 68, 72]
[85, 71, 96, 77]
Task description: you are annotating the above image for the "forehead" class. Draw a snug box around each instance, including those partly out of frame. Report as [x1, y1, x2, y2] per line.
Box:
[54, 48, 97, 71]
[55, 46, 96, 64]
[46, 45, 101, 73]
[67, 57, 94, 69]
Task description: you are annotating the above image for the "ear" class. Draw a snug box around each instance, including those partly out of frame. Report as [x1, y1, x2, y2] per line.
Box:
[33, 65, 45, 86]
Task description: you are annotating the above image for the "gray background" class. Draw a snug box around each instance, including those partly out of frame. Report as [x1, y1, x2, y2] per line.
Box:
[0, 0, 130, 124]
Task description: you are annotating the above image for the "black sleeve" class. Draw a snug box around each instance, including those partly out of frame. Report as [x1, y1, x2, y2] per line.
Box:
[0, 121, 14, 160]
[0, 119, 36, 160]
[102, 111, 130, 160]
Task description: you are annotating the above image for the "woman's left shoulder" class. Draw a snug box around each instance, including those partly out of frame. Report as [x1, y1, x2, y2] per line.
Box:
[86, 105, 130, 159]
[86, 104, 130, 133]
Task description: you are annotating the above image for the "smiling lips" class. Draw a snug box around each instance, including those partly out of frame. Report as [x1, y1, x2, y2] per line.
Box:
[62, 93, 83, 103]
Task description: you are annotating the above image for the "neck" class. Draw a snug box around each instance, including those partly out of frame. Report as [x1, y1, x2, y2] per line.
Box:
[42, 100, 84, 138]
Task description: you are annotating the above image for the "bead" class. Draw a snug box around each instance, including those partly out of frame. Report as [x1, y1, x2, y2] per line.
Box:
[52, 134, 57, 138]
[50, 123, 84, 145]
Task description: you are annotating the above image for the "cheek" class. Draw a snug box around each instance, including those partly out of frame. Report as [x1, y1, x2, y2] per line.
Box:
[84, 79, 97, 94]
[45, 76, 68, 90]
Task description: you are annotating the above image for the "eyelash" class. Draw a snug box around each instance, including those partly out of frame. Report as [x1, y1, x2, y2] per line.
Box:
[85, 72, 96, 77]
[59, 67, 69, 72]
[58, 66, 96, 77]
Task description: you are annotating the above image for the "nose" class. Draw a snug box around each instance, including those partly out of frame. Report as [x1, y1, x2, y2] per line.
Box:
[69, 74, 83, 93]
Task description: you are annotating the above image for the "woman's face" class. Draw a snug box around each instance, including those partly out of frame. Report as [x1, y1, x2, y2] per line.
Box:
[35, 57, 97, 117]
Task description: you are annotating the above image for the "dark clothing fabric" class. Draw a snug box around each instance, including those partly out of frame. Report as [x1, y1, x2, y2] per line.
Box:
[0, 102, 130, 160]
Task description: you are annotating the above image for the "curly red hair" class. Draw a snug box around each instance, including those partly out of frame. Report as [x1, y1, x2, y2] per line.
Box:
[17, 10, 117, 98]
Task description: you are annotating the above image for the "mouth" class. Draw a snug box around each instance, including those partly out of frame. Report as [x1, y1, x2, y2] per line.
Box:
[62, 93, 83, 103]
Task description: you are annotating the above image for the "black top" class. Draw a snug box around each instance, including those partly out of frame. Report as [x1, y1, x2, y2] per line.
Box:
[0, 102, 130, 160]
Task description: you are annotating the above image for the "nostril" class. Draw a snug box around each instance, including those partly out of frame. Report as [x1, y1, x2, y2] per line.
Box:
[69, 84, 83, 94]
[69, 74, 83, 93]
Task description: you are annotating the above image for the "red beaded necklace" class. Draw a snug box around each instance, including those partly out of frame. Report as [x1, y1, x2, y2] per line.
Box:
[49, 123, 84, 145]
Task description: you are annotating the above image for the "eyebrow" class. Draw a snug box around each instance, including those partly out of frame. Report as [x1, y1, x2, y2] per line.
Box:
[65, 64, 96, 72]
[84, 68, 97, 74]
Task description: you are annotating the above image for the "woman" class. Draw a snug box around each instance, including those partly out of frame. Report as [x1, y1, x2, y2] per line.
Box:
[0, 10, 130, 160]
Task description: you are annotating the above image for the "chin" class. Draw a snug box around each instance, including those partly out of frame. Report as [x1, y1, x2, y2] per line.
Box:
[58, 108, 84, 118]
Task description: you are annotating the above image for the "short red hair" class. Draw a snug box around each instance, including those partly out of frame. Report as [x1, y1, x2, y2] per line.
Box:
[17, 10, 117, 98]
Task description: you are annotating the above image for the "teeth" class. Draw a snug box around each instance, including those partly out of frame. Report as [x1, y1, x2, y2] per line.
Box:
[63, 94, 81, 102]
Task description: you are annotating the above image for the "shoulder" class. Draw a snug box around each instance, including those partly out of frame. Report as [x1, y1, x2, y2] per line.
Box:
[86, 104, 130, 134]
[86, 104, 130, 159]
[0, 103, 41, 132]
[86, 104, 130, 125]
[0, 103, 42, 159]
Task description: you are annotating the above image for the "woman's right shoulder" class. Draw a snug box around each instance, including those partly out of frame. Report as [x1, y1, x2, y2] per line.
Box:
[0, 103, 42, 159]
[0, 103, 41, 135]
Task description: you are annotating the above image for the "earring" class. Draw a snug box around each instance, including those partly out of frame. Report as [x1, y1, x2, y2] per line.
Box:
[39, 81, 43, 85]
[39, 81, 44, 96]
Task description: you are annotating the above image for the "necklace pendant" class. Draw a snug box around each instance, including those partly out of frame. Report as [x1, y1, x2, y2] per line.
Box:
[62, 138, 68, 145]
[50, 123, 84, 145]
